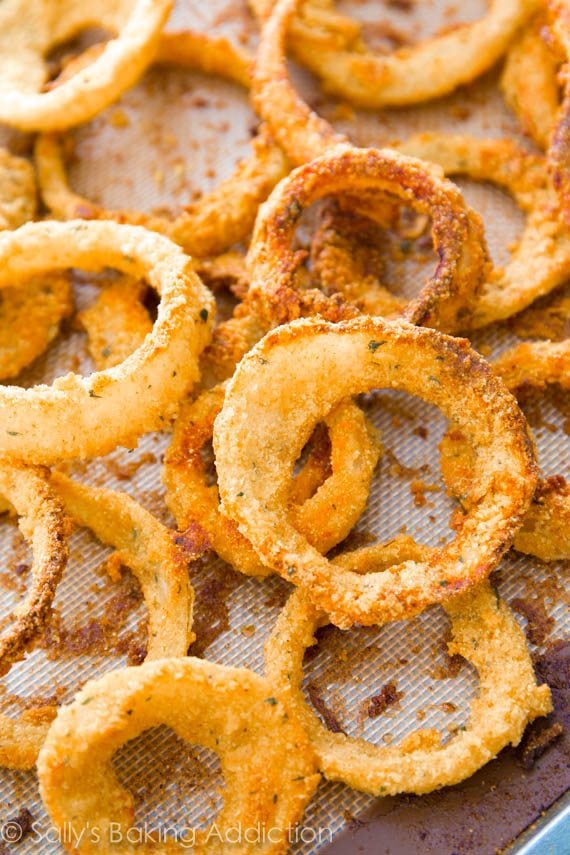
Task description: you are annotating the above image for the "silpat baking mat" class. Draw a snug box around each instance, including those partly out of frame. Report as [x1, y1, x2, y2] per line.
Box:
[0, 1, 568, 853]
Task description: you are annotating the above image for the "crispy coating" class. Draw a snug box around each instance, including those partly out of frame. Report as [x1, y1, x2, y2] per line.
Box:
[441, 340, 570, 561]
[0, 0, 172, 131]
[501, 12, 561, 150]
[265, 539, 551, 796]
[164, 385, 381, 577]
[52, 472, 196, 658]
[35, 31, 290, 257]
[397, 133, 570, 328]
[75, 276, 152, 371]
[250, 0, 539, 108]
[0, 148, 37, 230]
[0, 220, 214, 463]
[214, 317, 537, 629]
[247, 145, 489, 333]
[548, 0, 570, 221]
[38, 658, 320, 854]
[0, 706, 57, 771]
[0, 463, 69, 677]
[0, 274, 73, 381]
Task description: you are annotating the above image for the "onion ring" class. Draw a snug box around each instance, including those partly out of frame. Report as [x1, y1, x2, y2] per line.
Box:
[548, 0, 570, 222]
[0, 274, 74, 382]
[264, 538, 552, 796]
[0, 706, 57, 771]
[0, 462, 69, 677]
[250, 0, 539, 109]
[214, 316, 537, 629]
[75, 275, 152, 371]
[0, 220, 214, 463]
[164, 384, 381, 578]
[38, 658, 320, 853]
[441, 339, 570, 562]
[247, 145, 488, 333]
[0, 0, 173, 131]
[0, 148, 37, 230]
[397, 132, 570, 328]
[52, 472, 195, 658]
[501, 12, 561, 150]
[35, 31, 289, 257]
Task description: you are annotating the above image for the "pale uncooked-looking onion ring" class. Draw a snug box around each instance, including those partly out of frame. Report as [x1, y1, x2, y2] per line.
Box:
[0, 220, 214, 463]
[441, 339, 570, 562]
[0, 0, 173, 131]
[247, 145, 488, 334]
[52, 472, 195, 659]
[501, 12, 561, 150]
[250, 0, 539, 108]
[265, 538, 552, 796]
[0, 463, 69, 677]
[164, 385, 381, 578]
[38, 658, 320, 854]
[35, 31, 289, 257]
[214, 317, 537, 629]
[397, 133, 570, 328]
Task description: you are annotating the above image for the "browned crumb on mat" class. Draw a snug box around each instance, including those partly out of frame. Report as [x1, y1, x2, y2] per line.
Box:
[105, 452, 157, 481]
[40, 573, 147, 664]
[412, 425, 429, 440]
[307, 681, 346, 733]
[410, 478, 439, 507]
[365, 681, 404, 718]
[384, 0, 414, 11]
[432, 625, 467, 679]
[1, 808, 34, 842]
[516, 720, 564, 770]
[173, 521, 212, 560]
[188, 556, 244, 658]
[440, 701, 457, 714]
[511, 596, 555, 646]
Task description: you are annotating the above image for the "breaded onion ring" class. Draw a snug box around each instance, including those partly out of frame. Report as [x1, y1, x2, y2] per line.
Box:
[548, 0, 570, 221]
[0, 220, 214, 463]
[0, 0, 172, 131]
[0, 148, 37, 229]
[247, 145, 488, 333]
[501, 12, 561, 150]
[75, 275, 152, 371]
[214, 317, 537, 629]
[0, 274, 74, 382]
[251, 0, 539, 109]
[441, 340, 570, 562]
[0, 463, 69, 677]
[35, 31, 289, 257]
[397, 133, 570, 328]
[52, 472, 195, 658]
[265, 538, 552, 796]
[164, 385, 381, 577]
[38, 658, 320, 853]
[0, 706, 56, 771]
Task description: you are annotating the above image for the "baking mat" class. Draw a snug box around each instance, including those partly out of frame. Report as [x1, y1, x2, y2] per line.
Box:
[0, 1, 568, 853]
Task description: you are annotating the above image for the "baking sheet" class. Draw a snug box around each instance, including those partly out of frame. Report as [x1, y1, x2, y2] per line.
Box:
[0, 1, 568, 853]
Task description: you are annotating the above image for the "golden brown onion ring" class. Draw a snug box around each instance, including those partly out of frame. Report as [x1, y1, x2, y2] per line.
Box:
[52, 472, 196, 658]
[0, 274, 74, 382]
[0, 0, 172, 131]
[397, 133, 570, 328]
[75, 275, 152, 371]
[0, 220, 214, 463]
[0, 463, 69, 677]
[265, 538, 551, 796]
[501, 12, 561, 150]
[164, 384, 381, 578]
[0, 148, 37, 229]
[441, 339, 570, 562]
[214, 317, 537, 629]
[35, 31, 290, 257]
[247, 145, 488, 333]
[0, 706, 57, 771]
[38, 658, 320, 853]
[251, 0, 539, 109]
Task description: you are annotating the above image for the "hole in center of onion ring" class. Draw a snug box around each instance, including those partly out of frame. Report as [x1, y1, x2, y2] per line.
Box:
[301, 604, 478, 745]
[454, 177, 525, 269]
[113, 725, 223, 831]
